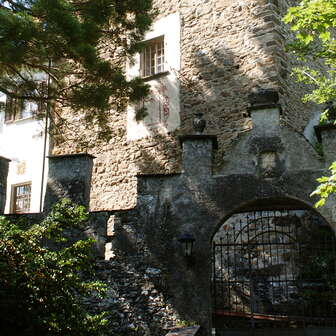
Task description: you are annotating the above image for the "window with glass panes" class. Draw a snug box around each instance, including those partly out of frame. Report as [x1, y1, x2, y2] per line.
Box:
[12, 183, 31, 213]
[4, 83, 46, 122]
[140, 36, 165, 77]
[5, 97, 39, 122]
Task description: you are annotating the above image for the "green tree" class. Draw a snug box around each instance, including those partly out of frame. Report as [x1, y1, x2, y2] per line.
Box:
[284, 0, 336, 207]
[0, 0, 154, 141]
[0, 199, 107, 336]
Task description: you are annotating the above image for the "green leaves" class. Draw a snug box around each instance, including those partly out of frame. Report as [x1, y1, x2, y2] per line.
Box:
[0, 0, 155, 142]
[284, 1, 336, 207]
[311, 163, 336, 207]
[0, 199, 107, 336]
[284, 0, 336, 64]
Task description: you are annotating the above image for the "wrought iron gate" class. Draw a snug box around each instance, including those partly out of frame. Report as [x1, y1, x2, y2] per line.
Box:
[212, 210, 336, 330]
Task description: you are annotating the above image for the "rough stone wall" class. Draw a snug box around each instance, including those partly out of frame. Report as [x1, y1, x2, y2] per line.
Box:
[52, 116, 180, 211]
[277, 0, 323, 132]
[91, 258, 181, 336]
[52, 0, 321, 211]
[107, 103, 334, 336]
[40, 95, 336, 336]
[86, 209, 184, 336]
[44, 154, 94, 212]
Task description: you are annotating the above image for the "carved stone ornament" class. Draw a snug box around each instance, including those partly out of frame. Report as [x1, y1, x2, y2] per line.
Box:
[193, 112, 206, 134]
[258, 151, 281, 179]
[325, 101, 336, 121]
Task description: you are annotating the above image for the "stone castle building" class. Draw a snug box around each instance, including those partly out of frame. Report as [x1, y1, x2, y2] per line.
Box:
[0, 0, 322, 215]
[2, 1, 336, 336]
[51, 0, 321, 212]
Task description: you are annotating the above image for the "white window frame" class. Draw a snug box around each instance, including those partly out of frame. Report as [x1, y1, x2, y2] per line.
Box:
[127, 13, 180, 80]
[11, 182, 32, 214]
[126, 13, 181, 140]
[5, 97, 39, 123]
[4, 82, 46, 123]
[140, 35, 165, 78]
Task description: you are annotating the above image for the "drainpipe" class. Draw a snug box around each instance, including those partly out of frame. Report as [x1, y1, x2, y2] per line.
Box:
[39, 59, 51, 212]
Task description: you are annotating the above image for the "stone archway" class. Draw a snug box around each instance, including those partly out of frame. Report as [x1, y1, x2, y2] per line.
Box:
[211, 200, 336, 336]
[130, 90, 336, 336]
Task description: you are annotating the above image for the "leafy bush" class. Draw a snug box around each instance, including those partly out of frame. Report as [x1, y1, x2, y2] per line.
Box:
[283, 1, 336, 207]
[0, 199, 107, 336]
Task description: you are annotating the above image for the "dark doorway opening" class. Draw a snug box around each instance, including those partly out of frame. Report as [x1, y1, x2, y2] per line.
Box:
[212, 209, 336, 335]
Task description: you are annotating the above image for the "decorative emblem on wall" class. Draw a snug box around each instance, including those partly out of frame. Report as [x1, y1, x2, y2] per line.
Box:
[249, 137, 284, 179]
[259, 151, 277, 178]
[16, 160, 27, 175]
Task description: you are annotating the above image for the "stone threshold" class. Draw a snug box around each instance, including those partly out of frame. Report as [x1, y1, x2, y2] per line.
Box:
[166, 325, 200, 336]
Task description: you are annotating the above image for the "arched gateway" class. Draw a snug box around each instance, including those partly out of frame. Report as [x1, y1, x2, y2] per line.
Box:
[129, 90, 336, 336]
[42, 89, 336, 336]
[212, 201, 336, 335]
[203, 91, 336, 334]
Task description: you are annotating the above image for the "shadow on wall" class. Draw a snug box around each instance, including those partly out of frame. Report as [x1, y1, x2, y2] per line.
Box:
[59, 2, 329, 334]
[134, 0, 324, 173]
[124, 96, 331, 335]
[117, 4, 306, 332]
[50, 1, 306, 213]
[134, 45, 268, 176]
[134, 1, 291, 174]
[89, 201, 182, 336]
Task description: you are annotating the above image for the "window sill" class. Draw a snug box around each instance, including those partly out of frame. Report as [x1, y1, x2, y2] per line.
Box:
[142, 71, 170, 82]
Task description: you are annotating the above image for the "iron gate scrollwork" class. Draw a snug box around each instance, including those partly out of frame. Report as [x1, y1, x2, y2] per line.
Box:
[212, 210, 336, 329]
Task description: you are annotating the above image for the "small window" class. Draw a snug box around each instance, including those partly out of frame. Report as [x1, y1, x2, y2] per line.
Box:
[12, 183, 31, 214]
[5, 96, 39, 122]
[140, 36, 165, 77]
[4, 83, 46, 122]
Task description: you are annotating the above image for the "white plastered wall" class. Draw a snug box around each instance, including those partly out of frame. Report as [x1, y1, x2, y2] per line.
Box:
[127, 12, 181, 140]
[0, 93, 48, 213]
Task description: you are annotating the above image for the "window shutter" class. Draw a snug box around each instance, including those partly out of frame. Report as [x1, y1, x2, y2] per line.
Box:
[17, 97, 24, 119]
[5, 96, 14, 122]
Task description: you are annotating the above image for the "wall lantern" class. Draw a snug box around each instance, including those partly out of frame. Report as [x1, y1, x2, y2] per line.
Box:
[178, 233, 195, 257]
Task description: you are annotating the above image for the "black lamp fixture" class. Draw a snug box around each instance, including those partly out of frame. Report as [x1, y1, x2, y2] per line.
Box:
[178, 232, 195, 257]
